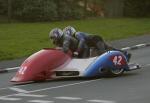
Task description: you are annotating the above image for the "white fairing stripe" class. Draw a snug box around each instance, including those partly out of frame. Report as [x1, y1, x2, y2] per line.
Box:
[52, 57, 98, 77]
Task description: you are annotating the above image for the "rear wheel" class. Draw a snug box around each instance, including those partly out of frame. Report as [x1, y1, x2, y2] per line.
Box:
[109, 68, 124, 76]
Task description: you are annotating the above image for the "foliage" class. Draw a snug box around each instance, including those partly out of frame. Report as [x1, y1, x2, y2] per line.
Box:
[0, 0, 85, 22]
[0, 0, 7, 15]
[0, 0, 150, 21]
[56, 0, 84, 20]
[124, 0, 150, 17]
[11, 0, 58, 21]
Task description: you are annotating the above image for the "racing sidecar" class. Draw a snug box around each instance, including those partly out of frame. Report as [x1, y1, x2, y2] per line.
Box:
[11, 48, 140, 83]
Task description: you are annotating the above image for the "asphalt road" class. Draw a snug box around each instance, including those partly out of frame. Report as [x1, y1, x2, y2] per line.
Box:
[0, 47, 149, 103]
[0, 35, 150, 103]
[0, 47, 150, 103]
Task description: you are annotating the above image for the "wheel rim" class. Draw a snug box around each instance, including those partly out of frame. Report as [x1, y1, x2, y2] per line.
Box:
[111, 68, 124, 75]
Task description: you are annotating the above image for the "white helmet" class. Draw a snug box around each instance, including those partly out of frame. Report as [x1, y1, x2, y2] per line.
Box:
[49, 28, 63, 40]
[63, 26, 76, 36]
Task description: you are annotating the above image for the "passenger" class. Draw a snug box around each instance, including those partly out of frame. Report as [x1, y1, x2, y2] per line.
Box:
[63, 26, 89, 58]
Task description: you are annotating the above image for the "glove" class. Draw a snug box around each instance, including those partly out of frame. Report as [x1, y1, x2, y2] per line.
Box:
[73, 52, 79, 57]
[55, 47, 62, 50]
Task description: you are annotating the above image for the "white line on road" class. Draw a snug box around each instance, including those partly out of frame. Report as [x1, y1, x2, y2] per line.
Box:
[121, 47, 130, 50]
[87, 99, 116, 103]
[28, 79, 102, 94]
[5, 66, 20, 71]
[0, 79, 102, 98]
[28, 100, 54, 103]
[135, 44, 146, 47]
[0, 97, 22, 101]
[9, 87, 28, 93]
[15, 93, 47, 97]
[54, 96, 82, 100]
[142, 63, 150, 67]
[0, 81, 33, 91]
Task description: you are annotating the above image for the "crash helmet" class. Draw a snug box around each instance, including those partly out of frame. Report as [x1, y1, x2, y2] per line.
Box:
[63, 26, 76, 36]
[49, 28, 63, 40]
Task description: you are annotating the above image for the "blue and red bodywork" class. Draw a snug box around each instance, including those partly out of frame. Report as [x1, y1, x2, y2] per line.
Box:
[11, 48, 139, 83]
[84, 51, 129, 77]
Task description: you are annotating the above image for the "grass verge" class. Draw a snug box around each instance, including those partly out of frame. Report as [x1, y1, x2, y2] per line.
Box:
[0, 18, 150, 61]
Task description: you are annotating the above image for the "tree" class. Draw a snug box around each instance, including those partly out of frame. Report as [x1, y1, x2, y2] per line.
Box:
[104, 0, 124, 17]
[124, 0, 150, 17]
[83, 0, 88, 18]
[7, 0, 12, 22]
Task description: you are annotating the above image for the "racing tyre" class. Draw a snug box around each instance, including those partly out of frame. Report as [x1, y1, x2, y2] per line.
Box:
[108, 68, 124, 77]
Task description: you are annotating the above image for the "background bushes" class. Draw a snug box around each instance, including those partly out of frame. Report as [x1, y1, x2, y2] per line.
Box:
[0, 0, 85, 22]
[0, 0, 150, 22]
[124, 0, 150, 17]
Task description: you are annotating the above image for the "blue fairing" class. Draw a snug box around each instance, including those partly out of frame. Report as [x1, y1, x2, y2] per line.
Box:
[84, 51, 129, 77]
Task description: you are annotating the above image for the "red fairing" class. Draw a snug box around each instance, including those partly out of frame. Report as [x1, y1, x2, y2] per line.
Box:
[11, 49, 71, 82]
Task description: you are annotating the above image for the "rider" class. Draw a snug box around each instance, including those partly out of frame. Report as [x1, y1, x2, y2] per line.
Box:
[63, 26, 131, 62]
[49, 28, 78, 55]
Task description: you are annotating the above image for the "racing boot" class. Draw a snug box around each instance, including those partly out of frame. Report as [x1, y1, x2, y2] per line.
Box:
[127, 53, 132, 62]
[124, 51, 132, 62]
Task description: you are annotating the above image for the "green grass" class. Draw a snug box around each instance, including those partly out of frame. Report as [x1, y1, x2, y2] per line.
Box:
[0, 18, 150, 61]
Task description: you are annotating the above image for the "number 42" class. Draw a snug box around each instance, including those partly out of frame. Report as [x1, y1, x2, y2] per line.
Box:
[113, 56, 123, 65]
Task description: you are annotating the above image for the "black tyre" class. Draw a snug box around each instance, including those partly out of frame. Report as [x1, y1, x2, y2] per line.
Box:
[109, 68, 124, 76]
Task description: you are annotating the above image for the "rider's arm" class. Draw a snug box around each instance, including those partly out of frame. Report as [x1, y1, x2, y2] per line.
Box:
[62, 36, 70, 53]
[75, 32, 86, 53]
